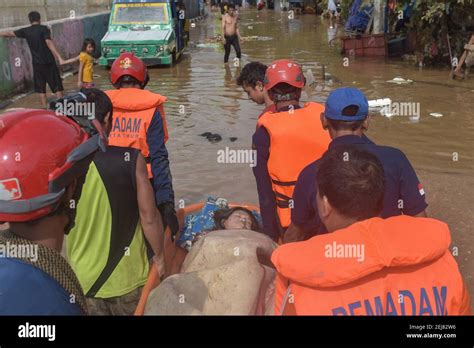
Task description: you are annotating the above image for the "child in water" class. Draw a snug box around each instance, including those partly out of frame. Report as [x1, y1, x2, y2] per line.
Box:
[62, 38, 96, 89]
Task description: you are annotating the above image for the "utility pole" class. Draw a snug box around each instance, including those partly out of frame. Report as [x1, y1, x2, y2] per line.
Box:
[373, 0, 385, 34]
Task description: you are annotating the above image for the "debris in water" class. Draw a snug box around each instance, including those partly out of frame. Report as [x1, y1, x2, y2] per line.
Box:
[369, 98, 393, 117]
[387, 77, 414, 85]
[196, 43, 221, 48]
[292, 50, 312, 55]
[240, 36, 273, 42]
[324, 72, 341, 84]
[368, 98, 392, 109]
[429, 112, 443, 118]
[199, 132, 223, 143]
[305, 69, 316, 87]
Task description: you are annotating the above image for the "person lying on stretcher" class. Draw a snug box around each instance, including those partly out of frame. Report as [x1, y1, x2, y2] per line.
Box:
[191, 207, 261, 245]
[176, 197, 262, 251]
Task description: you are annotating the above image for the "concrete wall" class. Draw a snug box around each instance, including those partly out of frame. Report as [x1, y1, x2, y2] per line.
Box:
[0, 11, 110, 100]
[0, 0, 111, 6]
[0, 0, 112, 28]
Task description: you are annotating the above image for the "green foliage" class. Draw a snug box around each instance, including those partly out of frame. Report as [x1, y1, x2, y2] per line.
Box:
[396, 0, 474, 65]
[420, 2, 446, 23]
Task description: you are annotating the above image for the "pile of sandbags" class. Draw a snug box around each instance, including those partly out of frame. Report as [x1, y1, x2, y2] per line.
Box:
[144, 230, 278, 315]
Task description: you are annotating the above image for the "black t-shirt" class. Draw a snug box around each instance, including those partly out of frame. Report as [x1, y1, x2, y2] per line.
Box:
[14, 24, 55, 65]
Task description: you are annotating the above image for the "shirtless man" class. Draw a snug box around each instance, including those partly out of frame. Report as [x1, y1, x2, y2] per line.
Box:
[222, 4, 241, 64]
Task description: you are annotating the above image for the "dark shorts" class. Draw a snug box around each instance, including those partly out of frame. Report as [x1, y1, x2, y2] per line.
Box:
[86, 286, 143, 315]
[33, 63, 64, 94]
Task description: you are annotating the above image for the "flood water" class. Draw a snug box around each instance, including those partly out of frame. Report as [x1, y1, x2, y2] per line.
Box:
[5, 8, 474, 298]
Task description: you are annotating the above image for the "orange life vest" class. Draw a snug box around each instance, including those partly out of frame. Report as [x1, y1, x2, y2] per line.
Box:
[105, 88, 168, 178]
[272, 216, 471, 315]
[257, 102, 330, 229]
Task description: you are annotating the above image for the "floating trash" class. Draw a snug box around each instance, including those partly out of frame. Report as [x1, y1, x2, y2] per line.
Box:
[305, 69, 316, 87]
[196, 43, 221, 48]
[429, 112, 443, 118]
[386, 77, 414, 85]
[240, 36, 273, 42]
[368, 98, 392, 109]
[292, 50, 312, 55]
[200, 132, 222, 143]
[368, 98, 393, 117]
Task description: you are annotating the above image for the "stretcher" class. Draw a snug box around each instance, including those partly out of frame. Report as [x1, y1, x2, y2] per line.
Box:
[134, 201, 260, 315]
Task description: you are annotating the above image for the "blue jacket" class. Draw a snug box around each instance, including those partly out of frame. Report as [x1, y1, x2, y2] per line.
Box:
[148, 108, 175, 206]
[292, 135, 428, 238]
[0, 258, 82, 315]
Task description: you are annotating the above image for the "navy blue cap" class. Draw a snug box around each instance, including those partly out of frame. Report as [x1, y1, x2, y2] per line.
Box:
[324, 87, 369, 121]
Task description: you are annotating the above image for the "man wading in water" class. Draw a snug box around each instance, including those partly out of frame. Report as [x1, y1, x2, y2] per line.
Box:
[222, 4, 242, 64]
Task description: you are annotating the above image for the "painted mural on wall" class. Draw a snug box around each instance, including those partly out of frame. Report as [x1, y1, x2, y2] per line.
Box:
[0, 39, 15, 98]
[8, 38, 34, 93]
[0, 12, 109, 100]
[51, 19, 85, 61]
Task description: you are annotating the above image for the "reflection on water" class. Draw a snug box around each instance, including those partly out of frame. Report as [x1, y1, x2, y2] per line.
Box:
[327, 23, 337, 45]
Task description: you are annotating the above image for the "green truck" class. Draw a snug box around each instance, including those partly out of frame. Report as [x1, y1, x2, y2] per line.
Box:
[99, 0, 187, 66]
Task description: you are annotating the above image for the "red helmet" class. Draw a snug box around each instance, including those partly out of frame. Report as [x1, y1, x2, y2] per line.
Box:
[110, 52, 149, 89]
[264, 59, 305, 90]
[0, 109, 100, 222]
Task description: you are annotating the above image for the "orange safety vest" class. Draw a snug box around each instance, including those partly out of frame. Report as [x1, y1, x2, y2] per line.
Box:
[105, 88, 169, 178]
[272, 216, 471, 315]
[257, 102, 330, 229]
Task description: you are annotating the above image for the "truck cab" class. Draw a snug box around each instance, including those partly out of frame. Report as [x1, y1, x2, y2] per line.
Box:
[99, 0, 186, 67]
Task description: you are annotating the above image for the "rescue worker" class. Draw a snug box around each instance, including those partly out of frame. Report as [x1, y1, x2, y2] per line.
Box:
[0, 109, 103, 315]
[253, 59, 331, 241]
[237, 62, 276, 119]
[64, 89, 166, 315]
[272, 145, 471, 315]
[285, 87, 427, 243]
[106, 53, 179, 241]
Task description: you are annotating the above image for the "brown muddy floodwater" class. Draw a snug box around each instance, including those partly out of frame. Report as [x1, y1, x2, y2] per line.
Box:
[5, 8, 474, 304]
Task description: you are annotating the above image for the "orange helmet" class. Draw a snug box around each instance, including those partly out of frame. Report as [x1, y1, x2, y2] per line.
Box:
[264, 59, 305, 90]
[110, 52, 150, 89]
[0, 109, 101, 223]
